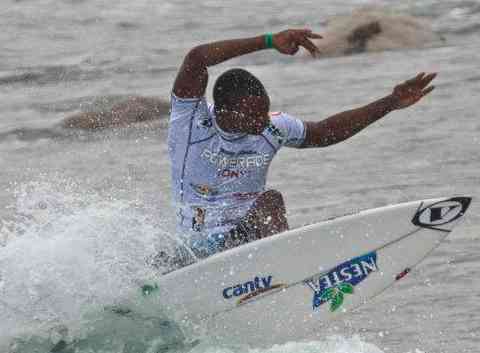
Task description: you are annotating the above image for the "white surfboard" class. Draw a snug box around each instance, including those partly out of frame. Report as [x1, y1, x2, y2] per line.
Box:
[134, 196, 471, 347]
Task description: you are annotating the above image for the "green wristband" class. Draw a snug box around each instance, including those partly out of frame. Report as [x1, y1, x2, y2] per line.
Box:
[265, 33, 274, 49]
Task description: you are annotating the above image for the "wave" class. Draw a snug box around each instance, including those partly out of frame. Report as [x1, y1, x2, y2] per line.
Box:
[0, 64, 105, 86]
[312, 7, 445, 57]
[31, 95, 134, 114]
[449, 22, 480, 35]
[0, 127, 67, 141]
[0, 177, 179, 349]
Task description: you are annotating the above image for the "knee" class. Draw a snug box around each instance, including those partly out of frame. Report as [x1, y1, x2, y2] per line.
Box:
[257, 190, 285, 209]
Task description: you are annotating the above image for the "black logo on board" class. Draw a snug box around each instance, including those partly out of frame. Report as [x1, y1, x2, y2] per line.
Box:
[412, 197, 471, 231]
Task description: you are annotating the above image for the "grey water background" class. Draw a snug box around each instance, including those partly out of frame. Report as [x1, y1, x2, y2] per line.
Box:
[1, 0, 480, 352]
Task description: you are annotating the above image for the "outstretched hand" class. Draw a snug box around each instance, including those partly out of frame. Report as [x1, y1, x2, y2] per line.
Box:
[391, 72, 437, 110]
[273, 29, 322, 57]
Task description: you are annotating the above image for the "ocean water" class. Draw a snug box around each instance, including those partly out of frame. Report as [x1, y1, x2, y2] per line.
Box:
[1, 0, 479, 352]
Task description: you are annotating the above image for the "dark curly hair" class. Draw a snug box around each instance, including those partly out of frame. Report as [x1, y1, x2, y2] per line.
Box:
[213, 68, 268, 113]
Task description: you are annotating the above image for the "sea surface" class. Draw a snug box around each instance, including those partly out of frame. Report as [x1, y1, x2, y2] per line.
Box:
[1, 0, 480, 352]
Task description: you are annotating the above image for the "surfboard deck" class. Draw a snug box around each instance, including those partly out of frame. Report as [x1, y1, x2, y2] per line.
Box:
[133, 196, 471, 347]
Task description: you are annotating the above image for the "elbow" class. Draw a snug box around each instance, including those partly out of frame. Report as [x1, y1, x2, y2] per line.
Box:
[299, 136, 336, 148]
[300, 138, 339, 148]
[302, 121, 343, 148]
[185, 46, 207, 66]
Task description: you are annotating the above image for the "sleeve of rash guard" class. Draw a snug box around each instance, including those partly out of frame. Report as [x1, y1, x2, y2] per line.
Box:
[270, 112, 306, 148]
[169, 93, 208, 123]
[168, 94, 210, 171]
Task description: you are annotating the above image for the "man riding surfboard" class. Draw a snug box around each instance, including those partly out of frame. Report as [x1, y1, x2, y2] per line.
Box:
[168, 29, 436, 259]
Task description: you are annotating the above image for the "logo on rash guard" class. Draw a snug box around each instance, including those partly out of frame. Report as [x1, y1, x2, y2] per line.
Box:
[201, 149, 271, 169]
[190, 183, 219, 197]
[265, 122, 283, 144]
[198, 116, 212, 128]
[217, 169, 247, 178]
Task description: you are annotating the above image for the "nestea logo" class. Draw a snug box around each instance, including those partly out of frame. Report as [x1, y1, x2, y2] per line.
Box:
[304, 252, 378, 312]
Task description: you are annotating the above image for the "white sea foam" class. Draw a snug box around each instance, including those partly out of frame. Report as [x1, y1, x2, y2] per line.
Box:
[0, 177, 177, 350]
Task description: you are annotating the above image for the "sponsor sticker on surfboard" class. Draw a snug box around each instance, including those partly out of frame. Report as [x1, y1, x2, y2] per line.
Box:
[304, 252, 378, 312]
[222, 275, 287, 305]
[411, 197, 471, 231]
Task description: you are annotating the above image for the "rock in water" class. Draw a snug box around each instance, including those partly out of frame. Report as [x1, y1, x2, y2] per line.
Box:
[61, 96, 169, 130]
[312, 7, 445, 57]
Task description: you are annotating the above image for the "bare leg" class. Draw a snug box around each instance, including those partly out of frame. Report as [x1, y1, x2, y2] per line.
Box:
[246, 189, 289, 238]
[149, 190, 290, 267]
[224, 190, 289, 250]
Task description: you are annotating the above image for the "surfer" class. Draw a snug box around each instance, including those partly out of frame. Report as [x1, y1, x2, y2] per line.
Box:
[168, 29, 436, 259]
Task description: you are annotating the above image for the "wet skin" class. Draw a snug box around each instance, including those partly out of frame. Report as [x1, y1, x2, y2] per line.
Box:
[215, 95, 271, 135]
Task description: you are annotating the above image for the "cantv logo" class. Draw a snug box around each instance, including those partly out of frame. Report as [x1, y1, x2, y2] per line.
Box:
[223, 275, 273, 299]
[222, 275, 286, 305]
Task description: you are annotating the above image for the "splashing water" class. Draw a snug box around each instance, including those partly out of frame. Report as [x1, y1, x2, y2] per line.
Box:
[0, 177, 183, 351]
[0, 179, 391, 353]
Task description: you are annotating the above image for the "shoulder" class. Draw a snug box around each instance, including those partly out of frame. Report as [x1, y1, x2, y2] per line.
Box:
[267, 111, 306, 148]
[269, 111, 302, 134]
[258, 112, 289, 149]
[269, 111, 299, 126]
[169, 93, 210, 123]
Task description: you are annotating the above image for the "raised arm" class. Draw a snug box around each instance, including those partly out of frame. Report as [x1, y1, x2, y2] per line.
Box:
[301, 72, 437, 147]
[173, 29, 322, 98]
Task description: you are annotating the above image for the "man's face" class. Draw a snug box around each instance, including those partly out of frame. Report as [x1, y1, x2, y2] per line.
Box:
[222, 95, 270, 135]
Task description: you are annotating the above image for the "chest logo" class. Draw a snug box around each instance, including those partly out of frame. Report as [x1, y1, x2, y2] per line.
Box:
[201, 149, 271, 169]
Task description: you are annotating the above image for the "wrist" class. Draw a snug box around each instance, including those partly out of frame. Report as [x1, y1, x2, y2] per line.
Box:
[384, 94, 399, 112]
[264, 33, 274, 49]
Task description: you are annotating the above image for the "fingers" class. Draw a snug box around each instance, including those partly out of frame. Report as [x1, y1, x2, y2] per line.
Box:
[306, 32, 323, 39]
[416, 72, 426, 80]
[293, 29, 321, 57]
[406, 72, 437, 88]
[275, 29, 323, 56]
[405, 72, 425, 85]
[421, 85, 435, 97]
[299, 37, 320, 57]
[420, 72, 437, 88]
[392, 71, 437, 109]
[294, 29, 323, 39]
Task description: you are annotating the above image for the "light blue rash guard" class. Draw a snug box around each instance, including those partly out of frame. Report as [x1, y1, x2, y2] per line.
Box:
[168, 93, 306, 244]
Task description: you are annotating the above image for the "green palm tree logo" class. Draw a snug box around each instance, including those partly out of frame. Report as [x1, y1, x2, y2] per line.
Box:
[319, 282, 354, 312]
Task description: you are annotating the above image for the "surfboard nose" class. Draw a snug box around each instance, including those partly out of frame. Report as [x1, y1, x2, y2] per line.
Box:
[411, 196, 472, 231]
